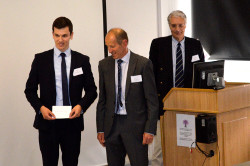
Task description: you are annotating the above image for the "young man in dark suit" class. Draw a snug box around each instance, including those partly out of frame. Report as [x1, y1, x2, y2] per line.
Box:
[149, 10, 205, 166]
[96, 28, 159, 166]
[25, 17, 97, 166]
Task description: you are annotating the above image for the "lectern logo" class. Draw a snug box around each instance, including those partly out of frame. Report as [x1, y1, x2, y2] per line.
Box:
[183, 120, 189, 127]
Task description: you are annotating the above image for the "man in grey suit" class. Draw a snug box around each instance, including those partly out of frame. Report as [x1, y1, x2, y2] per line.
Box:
[96, 28, 159, 166]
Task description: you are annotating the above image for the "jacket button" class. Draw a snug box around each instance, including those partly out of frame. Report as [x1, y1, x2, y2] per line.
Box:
[160, 68, 163, 71]
[160, 81, 163, 84]
[158, 94, 161, 96]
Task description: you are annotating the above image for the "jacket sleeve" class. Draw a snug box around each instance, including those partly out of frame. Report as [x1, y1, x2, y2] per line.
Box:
[96, 61, 106, 132]
[142, 59, 159, 135]
[24, 55, 43, 113]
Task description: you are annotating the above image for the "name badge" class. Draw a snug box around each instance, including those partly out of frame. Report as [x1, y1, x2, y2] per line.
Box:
[191, 55, 200, 62]
[73, 67, 83, 76]
[131, 75, 142, 83]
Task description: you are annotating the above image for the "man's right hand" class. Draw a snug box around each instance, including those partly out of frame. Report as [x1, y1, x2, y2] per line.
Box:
[40, 106, 56, 120]
[97, 133, 105, 147]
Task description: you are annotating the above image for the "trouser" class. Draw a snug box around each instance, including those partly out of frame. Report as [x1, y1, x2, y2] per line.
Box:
[39, 119, 81, 166]
[151, 120, 163, 166]
[105, 115, 148, 166]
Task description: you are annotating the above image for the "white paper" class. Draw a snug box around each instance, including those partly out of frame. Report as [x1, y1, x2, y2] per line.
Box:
[131, 75, 142, 83]
[191, 55, 200, 62]
[52, 106, 72, 119]
[73, 67, 83, 76]
[176, 114, 196, 147]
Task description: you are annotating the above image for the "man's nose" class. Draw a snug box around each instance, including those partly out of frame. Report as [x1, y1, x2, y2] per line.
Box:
[108, 48, 112, 53]
[59, 36, 63, 42]
[175, 26, 180, 31]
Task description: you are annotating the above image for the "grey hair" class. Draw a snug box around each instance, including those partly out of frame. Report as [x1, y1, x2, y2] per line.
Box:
[167, 10, 187, 24]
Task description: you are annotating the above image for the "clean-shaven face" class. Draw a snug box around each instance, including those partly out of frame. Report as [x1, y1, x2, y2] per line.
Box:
[169, 17, 186, 42]
[105, 33, 128, 59]
[53, 27, 73, 52]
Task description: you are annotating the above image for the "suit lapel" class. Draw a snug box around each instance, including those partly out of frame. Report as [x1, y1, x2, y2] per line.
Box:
[125, 52, 137, 98]
[161, 36, 174, 87]
[45, 49, 57, 102]
[108, 57, 116, 98]
[166, 37, 173, 79]
[69, 50, 75, 88]
[184, 38, 192, 80]
[48, 49, 56, 89]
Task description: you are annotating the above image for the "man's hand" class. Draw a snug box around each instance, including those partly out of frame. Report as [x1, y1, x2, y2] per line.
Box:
[142, 133, 154, 145]
[69, 104, 82, 119]
[97, 133, 105, 147]
[40, 106, 56, 120]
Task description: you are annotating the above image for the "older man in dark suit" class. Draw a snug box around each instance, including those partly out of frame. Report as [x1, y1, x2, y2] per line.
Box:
[25, 17, 97, 166]
[96, 28, 158, 166]
[149, 10, 205, 166]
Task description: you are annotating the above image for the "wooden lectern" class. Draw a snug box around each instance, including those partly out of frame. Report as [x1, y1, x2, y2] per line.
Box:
[161, 82, 250, 166]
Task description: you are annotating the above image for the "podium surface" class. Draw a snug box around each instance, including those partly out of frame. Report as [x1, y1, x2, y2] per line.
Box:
[161, 82, 250, 166]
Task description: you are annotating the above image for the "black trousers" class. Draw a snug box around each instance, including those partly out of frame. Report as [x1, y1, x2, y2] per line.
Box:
[105, 115, 148, 166]
[39, 120, 81, 166]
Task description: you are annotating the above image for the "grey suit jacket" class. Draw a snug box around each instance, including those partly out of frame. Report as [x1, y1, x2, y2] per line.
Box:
[96, 52, 159, 138]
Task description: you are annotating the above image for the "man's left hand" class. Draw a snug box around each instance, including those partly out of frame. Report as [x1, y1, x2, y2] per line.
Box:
[69, 104, 82, 119]
[142, 133, 154, 145]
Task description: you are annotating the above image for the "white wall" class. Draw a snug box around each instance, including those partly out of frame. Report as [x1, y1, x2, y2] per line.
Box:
[0, 0, 106, 165]
[106, 0, 158, 58]
[224, 61, 250, 83]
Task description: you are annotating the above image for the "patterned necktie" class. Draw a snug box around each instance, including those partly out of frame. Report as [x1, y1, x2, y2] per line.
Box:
[175, 43, 184, 87]
[61, 53, 70, 105]
[116, 59, 123, 113]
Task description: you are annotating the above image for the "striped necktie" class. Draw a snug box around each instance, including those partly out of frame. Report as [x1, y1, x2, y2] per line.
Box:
[175, 43, 184, 87]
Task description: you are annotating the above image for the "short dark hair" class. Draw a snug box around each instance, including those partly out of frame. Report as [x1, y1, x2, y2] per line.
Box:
[52, 17, 73, 34]
[108, 28, 129, 45]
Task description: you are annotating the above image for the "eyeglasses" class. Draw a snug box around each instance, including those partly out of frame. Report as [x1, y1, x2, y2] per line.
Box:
[169, 24, 186, 29]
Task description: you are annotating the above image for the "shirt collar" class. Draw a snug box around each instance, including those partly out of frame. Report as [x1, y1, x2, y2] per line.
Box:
[54, 47, 71, 57]
[116, 49, 131, 63]
[172, 36, 185, 47]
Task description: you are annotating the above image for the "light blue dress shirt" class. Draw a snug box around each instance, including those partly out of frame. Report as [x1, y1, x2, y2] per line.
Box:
[115, 50, 131, 115]
[53, 47, 71, 106]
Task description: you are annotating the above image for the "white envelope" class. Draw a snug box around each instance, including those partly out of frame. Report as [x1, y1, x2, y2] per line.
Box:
[52, 106, 72, 119]
[191, 55, 200, 62]
[73, 67, 83, 76]
[131, 75, 142, 83]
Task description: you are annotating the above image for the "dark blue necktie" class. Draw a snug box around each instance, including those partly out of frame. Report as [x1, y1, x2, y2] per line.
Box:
[175, 43, 184, 87]
[116, 59, 123, 113]
[61, 53, 70, 106]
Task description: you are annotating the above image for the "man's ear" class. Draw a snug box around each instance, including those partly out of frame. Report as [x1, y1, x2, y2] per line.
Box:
[122, 39, 128, 47]
[70, 32, 74, 40]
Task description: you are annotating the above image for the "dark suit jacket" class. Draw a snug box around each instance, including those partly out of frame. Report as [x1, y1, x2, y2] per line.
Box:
[149, 36, 205, 118]
[25, 49, 97, 131]
[96, 52, 159, 138]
